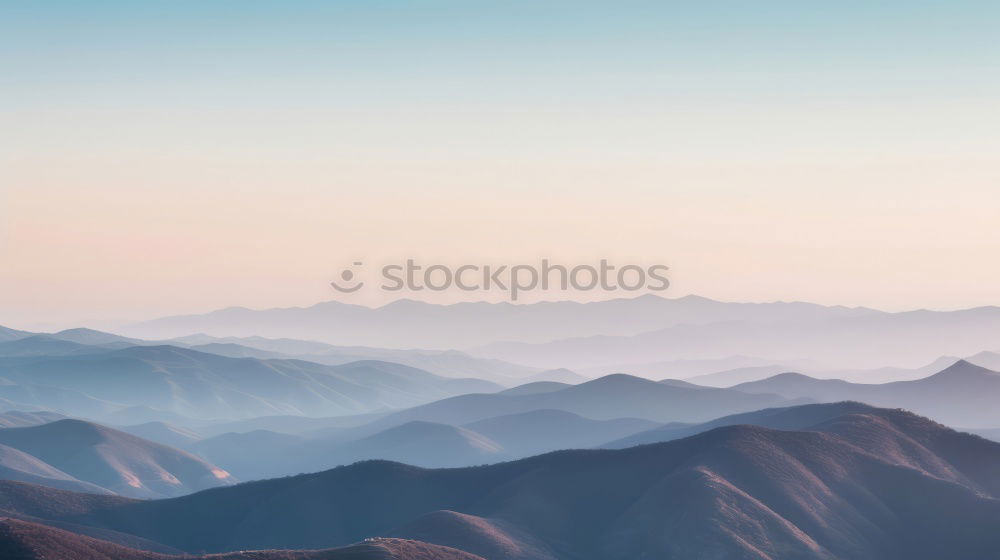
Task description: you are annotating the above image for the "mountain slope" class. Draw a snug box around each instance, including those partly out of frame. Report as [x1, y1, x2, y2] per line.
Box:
[733, 360, 1000, 427]
[603, 401, 879, 448]
[389, 510, 556, 560]
[0, 327, 33, 343]
[186, 430, 306, 480]
[0, 347, 500, 420]
[0, 412, 66, 428]
[0, 420, 233, 498]
[475, 306, 1000, 371]
[290, 422, 505, 474]
[7, 405, 1000, 559]
[0, 444, 112, 495]
[0, 336, 111, 358]
[118, 422, 203, 449]
[0, 517, 486, 560]
[464, 410, 656, 457]
[371, 374, 789, 426]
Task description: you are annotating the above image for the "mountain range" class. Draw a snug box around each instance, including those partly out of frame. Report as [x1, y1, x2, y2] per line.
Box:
[0, 345, 499, 420]
[121, 295, 881, 349]
[730, 360, 1000, 427]
[3, 403, 1000, 559]
[104, 295, 1000, 374]
[475, 305, 1000, 370]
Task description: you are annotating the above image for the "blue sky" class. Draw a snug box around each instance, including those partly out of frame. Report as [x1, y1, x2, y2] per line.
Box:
[2, 1, 999, 326]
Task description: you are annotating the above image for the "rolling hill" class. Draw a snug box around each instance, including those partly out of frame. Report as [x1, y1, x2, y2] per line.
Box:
[4, 404, 1000, 558]
[0, 444, 111, 495]
[118, 422, 203, 449]
[368, 373, 790, 426]
[187, 410, 655, 479]
[603, 401, 878, 448]
[0, 420, 234, 498]
[0, 517, 486, 560]
[463, 410, 656, 458]
[0, 411, 66, 428]
[732, 360, 1000, 427]
[0, 346, 500, 420]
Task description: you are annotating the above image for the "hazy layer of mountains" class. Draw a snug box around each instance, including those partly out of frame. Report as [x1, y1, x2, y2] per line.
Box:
[5, 295, 1000, 558]
[123, 294, 877, 348]
[0, 343, 499, 421]
[4, 403, 1000, 559]
[113, 295, 1000, 371]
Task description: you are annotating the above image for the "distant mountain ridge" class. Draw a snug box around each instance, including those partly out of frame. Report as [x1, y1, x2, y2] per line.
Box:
[120, 295, 881, 349]
[473, 303, 1000, 370]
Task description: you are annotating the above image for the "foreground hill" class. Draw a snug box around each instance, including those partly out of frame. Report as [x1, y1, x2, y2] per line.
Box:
[0, 420, 234, 498]
[733, 360, 1000, 426]
[6, 404, 1000, 559]
[389, 511, 556, 560]
[0, 517, 485, 560]
[0, 346, 499, 420]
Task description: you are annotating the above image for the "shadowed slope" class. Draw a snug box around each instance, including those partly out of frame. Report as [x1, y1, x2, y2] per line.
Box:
[293, 422, 505, 473]
[0, 347, 500, 421]
[0, 444, 112, 495]
[0, 517, 485, 560]
[4, 406, 1000, 559]
[389, 510, 557, 560]
[733, 360, 1000, 426]
[119, 423, 203, 449]
[0, 411, 67, 428]
[604, 401, 878, 448]
[0, 420, 234, 498]
[372, 373, 788, 427]
[465, 410, 656, 457]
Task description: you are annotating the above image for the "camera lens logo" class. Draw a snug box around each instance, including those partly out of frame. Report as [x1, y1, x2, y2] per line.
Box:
[330, 262, 364, 293]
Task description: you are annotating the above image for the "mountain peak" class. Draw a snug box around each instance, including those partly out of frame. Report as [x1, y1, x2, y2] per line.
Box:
[931, 359, 999, 379]
[581, 373, 655, 388]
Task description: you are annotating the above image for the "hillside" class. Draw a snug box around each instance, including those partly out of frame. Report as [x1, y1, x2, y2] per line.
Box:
[0, 346, 500, 421]
[5, 405, 1000, 558]
[0, 517, 485, 560]
[733, 360, 1000, 426]
[0, 420, 234, 498]
[370, 373, 789, 426]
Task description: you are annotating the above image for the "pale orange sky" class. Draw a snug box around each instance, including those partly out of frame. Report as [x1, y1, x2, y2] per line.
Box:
[3, 2, 1000, 330]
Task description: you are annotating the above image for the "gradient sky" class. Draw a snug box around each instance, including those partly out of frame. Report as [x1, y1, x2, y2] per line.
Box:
[2, 1, 1000, 329]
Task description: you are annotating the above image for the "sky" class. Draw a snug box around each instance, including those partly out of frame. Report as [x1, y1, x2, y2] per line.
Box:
[2, 1, 999, 329]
